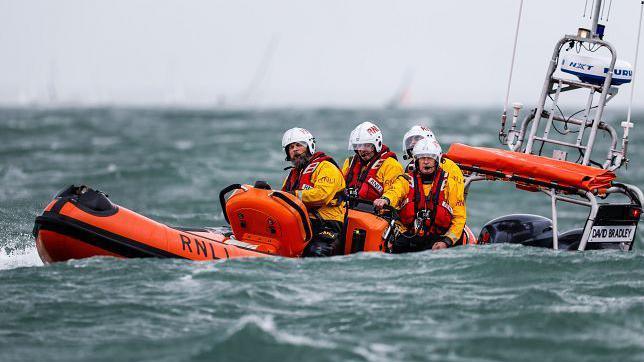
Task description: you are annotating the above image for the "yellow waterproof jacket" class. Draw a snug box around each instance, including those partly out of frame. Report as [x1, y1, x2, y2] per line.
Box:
[341, 157, 410, 207]
[282, 160, 346, 223]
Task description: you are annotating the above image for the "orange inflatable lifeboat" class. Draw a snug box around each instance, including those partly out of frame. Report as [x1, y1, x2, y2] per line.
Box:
[33, 184, 476, 263]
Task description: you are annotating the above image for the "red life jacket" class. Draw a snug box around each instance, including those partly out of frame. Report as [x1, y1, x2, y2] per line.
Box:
[399, 168, 453, 237]
[345, 145, 397, 201]
[282, 152, 337, 192]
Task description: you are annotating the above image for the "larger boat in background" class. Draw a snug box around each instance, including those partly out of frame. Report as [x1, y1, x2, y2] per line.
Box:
[448, 0, 643, 250]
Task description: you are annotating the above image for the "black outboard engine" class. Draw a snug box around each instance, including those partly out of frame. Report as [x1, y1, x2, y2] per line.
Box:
[557, 228, 585, 250]
[478, 214, 554, 248]
[479, 210, 634, 250]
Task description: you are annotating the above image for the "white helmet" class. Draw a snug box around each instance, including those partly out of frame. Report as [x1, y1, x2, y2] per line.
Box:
[348, 121, 383, 152]
[282, 127, 316, 161]
[402, 125, 436, 159]
[412, 138, 442, 163]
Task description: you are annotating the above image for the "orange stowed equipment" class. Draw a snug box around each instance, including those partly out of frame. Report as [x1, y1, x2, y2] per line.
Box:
[445, 143, 616, 193]
[342, 206, 478, 253]
[222, 184, 312, 258]
[343, 209, 389, 253]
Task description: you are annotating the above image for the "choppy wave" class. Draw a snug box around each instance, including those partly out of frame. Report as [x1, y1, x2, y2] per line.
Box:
[1, 249, 643, 361]
[0, 246, 42, 270]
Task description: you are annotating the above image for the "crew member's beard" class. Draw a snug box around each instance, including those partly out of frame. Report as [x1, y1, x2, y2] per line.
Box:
[358, 152, 375, 164]
[419, 165, 435, 182]
[292, 152, 311, 169]
[420, 171, 435, 183]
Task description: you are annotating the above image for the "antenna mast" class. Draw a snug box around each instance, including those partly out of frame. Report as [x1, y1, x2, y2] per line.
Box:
[622, 0, 644, 167]
[591, 0, 603, 35]
[499, 0, 524, 143]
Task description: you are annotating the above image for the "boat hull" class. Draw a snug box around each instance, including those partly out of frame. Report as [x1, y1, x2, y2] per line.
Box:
[33, 185, 478, 263]
[33, 193, 271, 263]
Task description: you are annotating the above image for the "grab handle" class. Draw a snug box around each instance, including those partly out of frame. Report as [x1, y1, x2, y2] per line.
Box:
[219, 184, 243, 224]
[269, 191, 313, 242]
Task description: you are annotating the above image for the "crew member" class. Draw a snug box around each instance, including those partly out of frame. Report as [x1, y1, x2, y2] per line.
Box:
[342, 121, 408, 211]
[392, 138, 466, 252]
[281, 127, 346, 257]
[401, 125, 436, 172]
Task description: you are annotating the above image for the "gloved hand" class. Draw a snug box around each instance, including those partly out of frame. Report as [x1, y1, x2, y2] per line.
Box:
[317, 229, 338, 243]
[432, 236, 452, 250]
[373, 197, 390, 211]
[305, 242, 334, 257]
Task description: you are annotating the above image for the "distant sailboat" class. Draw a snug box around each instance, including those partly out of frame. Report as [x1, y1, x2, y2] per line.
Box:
[215, 36, 279, 109]
[385, 69, 413, 109]
[47, 60, 58, 105]
[238, 35, 280, 107]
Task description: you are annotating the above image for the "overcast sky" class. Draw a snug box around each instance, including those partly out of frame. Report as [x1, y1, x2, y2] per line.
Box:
[1, 0, 643, 108]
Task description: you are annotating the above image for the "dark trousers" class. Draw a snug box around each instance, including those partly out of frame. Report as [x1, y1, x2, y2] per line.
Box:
[302, 219, 343, 257]
[391, 232, 439, 254]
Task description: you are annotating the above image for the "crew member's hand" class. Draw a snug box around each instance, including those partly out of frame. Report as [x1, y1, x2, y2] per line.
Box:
[373, 198, 389, 210]
[432, 236, 451, 250]
[432, 241, 449, 250]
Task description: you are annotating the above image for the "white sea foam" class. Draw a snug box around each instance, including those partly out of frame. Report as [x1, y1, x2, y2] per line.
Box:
[353, 342, 400, 362]
[173, 140, 194, 150]
[0, 245, 43, 270]
[106, 163, 118, 173]
[91, 136, 120, 147]
[226, 314, 336, 349]
[1, 164, 28, 182]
